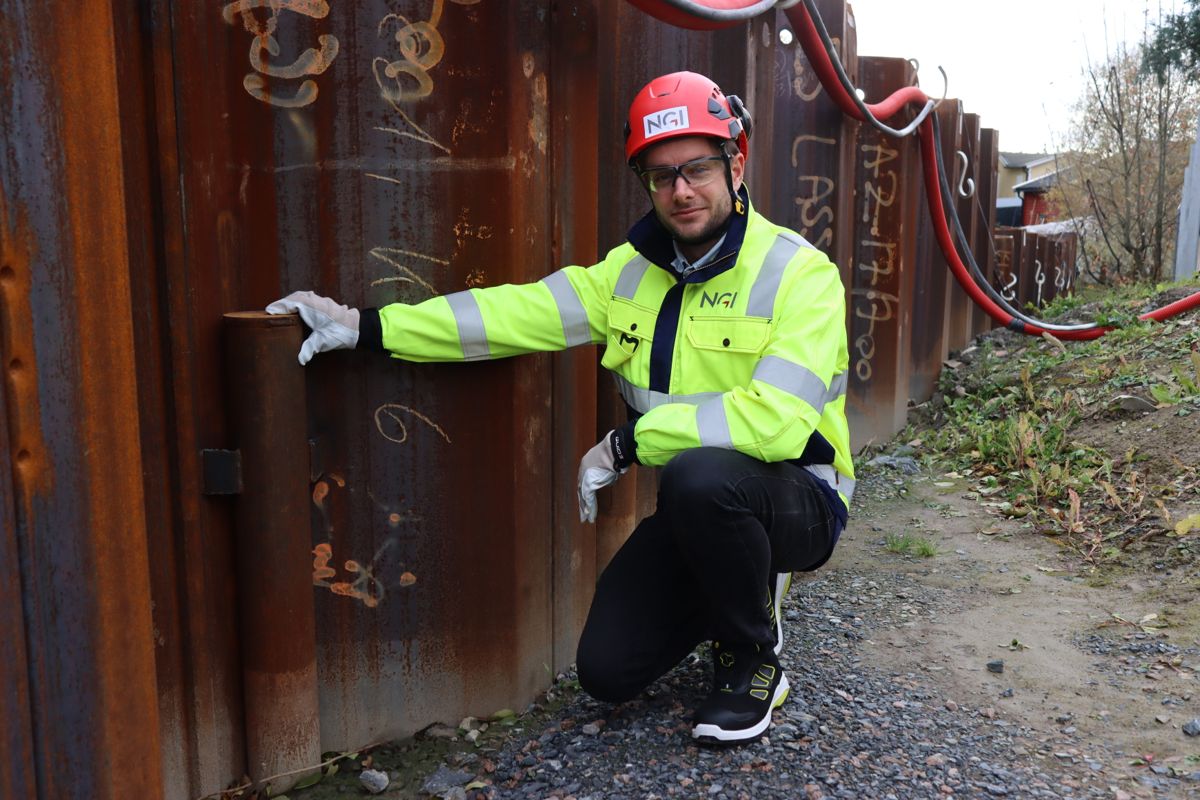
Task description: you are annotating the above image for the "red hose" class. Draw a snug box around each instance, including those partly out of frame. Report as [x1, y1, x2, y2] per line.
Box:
[628, 0, 1200, 334]
[778, 2, 1200, 337]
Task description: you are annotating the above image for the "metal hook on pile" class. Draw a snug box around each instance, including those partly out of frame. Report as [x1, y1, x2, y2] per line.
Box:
[955, 151, 976, 198]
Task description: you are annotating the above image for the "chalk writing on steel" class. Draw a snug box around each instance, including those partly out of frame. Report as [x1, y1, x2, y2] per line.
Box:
[859, 142, 897, 237]
[371, 0, 479, 154]
[789, 36, 839, 101]
[791, 135, 836, 250]
[790, 47, 822, 102]
[222, 0, 339, 108]
[854, 141, 900, 382]
[850, 288, 897, 382]
[375, 403, 452, 446]
[369, 247, 448, 296]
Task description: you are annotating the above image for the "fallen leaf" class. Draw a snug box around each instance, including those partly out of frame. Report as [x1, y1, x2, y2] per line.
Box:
[1175, 514, 1200, 536]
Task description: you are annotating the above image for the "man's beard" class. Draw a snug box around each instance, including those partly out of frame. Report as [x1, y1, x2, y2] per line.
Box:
[658, 193, 732, 247]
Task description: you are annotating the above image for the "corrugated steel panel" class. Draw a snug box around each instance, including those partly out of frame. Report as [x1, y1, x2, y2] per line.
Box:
[0, 2, 164, 797]
[548, 0, 602, 677]
[958, 112, 983, 343]
[975, 128, 1000, 334]
[910, 151, 950, 405]
[847, 56, 920, 448]
[935, 100, 972, 354]
[0, 364, 36, 800]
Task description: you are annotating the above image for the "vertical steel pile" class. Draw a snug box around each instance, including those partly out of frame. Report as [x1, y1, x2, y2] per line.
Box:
[0, 2, 164, 797]
[846, 57, 921, 448]
[974, 128, 1001, 335]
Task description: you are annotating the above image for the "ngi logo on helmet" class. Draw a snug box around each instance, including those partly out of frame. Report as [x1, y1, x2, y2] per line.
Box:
[643, 106, 690, 139]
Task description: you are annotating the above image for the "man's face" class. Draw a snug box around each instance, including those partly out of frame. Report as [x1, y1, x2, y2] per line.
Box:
[637, 136, 745, 259]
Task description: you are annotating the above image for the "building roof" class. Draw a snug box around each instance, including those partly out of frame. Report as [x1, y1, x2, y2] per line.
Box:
[1012, 170, 1060, 193]
[999, 152, 1056, 169]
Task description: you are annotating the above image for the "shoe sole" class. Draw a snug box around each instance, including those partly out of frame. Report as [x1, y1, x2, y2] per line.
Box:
[691, 672, 790, 743]
[772, 572, 791, 656]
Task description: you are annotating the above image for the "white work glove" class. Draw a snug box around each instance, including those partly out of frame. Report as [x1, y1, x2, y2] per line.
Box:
[265, 290, 360, 365]
[577, 432, 627, 524]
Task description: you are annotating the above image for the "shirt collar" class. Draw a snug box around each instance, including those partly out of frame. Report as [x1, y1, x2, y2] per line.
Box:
[672, 235, 727, 277]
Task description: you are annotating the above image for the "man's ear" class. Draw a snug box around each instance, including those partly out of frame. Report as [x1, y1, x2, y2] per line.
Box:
[730, 151, 746, 191]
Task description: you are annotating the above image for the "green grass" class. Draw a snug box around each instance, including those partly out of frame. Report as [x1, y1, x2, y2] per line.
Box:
[883, 532, 939, 557]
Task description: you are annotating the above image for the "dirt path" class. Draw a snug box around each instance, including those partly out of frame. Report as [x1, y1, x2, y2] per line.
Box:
[840, 465, 1200, 797]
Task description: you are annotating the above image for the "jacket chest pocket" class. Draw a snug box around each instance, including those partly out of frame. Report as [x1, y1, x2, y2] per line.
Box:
[601, 297, 657, 370]
[686, 315, 771, 354]
[685, 315, 772, 385]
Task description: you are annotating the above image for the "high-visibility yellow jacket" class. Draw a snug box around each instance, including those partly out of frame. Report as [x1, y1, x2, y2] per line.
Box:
[359, 196, 855, 514]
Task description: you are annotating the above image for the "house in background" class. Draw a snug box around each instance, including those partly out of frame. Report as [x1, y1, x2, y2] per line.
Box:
[1012, 170, 1064, 226]
[999, 152, 1060, 226]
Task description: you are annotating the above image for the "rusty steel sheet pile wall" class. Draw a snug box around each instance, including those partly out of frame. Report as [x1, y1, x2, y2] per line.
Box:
[216, 0, 562, 754]
[1, 0, 1079, 796]
[846, 57, 921, 449]
[974, 128, 1000, 336]
[0, 2, 165, 798]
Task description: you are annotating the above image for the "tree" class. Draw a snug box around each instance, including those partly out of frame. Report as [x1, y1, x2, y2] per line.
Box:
[1145, 0, 1200, 78]
[1050, 37, 1200, 283]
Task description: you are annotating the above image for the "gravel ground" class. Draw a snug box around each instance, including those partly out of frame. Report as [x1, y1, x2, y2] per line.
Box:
[405, 569, 1159, 799]
[352, 470, 1200, 800]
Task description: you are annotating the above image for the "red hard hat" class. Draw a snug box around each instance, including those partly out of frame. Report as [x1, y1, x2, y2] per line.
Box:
[624, 71, 752, 164]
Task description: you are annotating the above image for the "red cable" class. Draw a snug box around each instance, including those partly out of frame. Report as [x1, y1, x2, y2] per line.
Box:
[778, 2, 1200, 337]
[631, 0, 1200, 333]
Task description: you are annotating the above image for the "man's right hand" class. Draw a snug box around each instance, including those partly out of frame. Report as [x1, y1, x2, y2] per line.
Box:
[266, 291, 361, 365]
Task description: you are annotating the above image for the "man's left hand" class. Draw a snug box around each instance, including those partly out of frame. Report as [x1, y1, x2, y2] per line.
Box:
[577, 431, 626, 523]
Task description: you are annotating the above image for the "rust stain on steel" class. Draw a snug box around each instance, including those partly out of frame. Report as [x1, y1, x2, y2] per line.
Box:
[847, 57, 920, 449]
[0, 205, 48, 499]
[1, 0, 165, 795]
[0, 272, 36, 799]
[224, 312, 320, 792]
[144, 0, 253, 790]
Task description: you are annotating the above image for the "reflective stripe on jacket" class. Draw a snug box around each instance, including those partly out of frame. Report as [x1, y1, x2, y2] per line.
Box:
[369, 201, 855, 512]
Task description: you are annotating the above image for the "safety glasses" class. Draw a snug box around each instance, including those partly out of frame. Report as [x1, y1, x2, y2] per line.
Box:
[635, 155, 726, 194]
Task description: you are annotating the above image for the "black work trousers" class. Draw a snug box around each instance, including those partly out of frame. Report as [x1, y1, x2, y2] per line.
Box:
[575, 447, 838, 704]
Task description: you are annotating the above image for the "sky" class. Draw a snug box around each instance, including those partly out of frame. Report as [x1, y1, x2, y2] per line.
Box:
[845, 0, 1178, 154]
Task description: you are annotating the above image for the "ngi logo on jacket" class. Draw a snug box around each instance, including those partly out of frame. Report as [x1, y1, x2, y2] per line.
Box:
[700, 290, 738, 309]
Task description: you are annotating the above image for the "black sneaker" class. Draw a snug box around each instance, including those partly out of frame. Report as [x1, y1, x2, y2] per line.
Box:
[768, 571, 792, 656]
[692, 642, 789, 743]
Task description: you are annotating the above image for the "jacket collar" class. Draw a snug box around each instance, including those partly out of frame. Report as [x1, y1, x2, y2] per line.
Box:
[627, 185, 752, 284]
